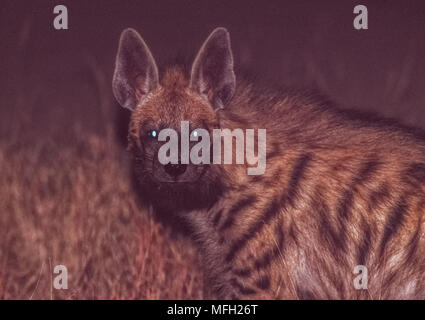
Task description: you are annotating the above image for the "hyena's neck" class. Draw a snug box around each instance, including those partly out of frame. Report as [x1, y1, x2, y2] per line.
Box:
[183, 117, 307, 298]
[182, 91, 327, 298]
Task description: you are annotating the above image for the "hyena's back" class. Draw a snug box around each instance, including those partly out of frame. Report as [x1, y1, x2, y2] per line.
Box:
[194, 84, 425, 299]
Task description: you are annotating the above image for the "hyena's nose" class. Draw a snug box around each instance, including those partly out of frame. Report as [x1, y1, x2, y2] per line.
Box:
[164, 164, 187, 178]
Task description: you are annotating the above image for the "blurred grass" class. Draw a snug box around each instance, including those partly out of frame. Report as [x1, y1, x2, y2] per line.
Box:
[0, 16, 204, 298]
[0, 124, 204, 299]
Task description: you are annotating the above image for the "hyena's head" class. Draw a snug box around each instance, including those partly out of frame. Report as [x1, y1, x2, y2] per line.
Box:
[112, 28, 235, 212]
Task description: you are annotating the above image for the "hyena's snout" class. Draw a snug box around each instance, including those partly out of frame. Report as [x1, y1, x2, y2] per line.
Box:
[163, 164, 187, 178]
[150, 140, 207, 184]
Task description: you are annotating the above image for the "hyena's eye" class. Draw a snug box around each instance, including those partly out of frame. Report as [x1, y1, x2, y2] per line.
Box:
[190, 129, 199, 139]
[147, 130, 158, 138]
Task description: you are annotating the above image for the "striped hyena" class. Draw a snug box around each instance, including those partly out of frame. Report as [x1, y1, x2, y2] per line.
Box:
[112, 27, 425, 299]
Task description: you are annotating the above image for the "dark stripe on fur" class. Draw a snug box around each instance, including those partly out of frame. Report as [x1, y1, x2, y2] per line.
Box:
[219, 196, 257, 231]
[357, 218, 372, 265]
[225, 199, 280, 263]
[404, 162, 425, 187]
[337, 190, 354, 220]
[212, 209, 223, 227]
[225, 154, 311, 263]
[233, 267, 252, 278]
[266, 142, 282, 159]
[232, 217, 284, 278]
[368, 183, 390, 211]
[379, 196, 409, 258]
[230, 278, 256, 295]
[339, 159, 380, 221]
[318, 200, 347, 253]
[355, 159, 380, 184]
[255, 275, 271, 290]
[285, 153, 313, 207]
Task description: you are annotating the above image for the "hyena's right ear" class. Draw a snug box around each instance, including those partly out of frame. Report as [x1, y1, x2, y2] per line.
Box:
[190, 28, 236, 110]
[112, 28, 159, 110]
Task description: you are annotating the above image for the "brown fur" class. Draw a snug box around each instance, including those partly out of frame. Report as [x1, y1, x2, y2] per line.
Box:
[116, 29, 425, 299]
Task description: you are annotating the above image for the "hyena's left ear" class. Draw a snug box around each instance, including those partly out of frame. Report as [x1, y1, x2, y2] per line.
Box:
[190, 27, 236, 110]
[112, 28, 159, 110]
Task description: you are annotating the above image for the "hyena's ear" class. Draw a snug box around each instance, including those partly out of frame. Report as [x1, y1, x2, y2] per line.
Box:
[190, 27, 236, 110]
[112, 28, 159, 110]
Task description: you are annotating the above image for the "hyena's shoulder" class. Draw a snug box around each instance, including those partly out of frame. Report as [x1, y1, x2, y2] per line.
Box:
[228, 80, 425, 164]
[201, 82, 425, 299]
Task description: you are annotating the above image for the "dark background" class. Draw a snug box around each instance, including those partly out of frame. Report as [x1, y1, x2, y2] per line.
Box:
[1, 0, 425, 140]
